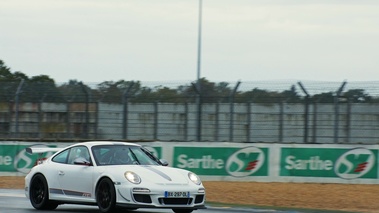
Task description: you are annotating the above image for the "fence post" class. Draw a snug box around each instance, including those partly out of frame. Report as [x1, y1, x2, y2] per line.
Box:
[66, 102, 71, 138]
[279, 100, 284, 142]
[94, 102, 99, 139]
[38, 94, 46, 138]
[215, 102, 220, 141]
[297, 82, 310, 143]
[122, 98, 128, 139]
[8, 102, 12, 138]
[334, 81, 347, 143]
[312, 101, 318, 143]
[191, 82, 202, 141]
[38, 101, 42, 138]
[247, 102, 251, 142]
[122, 83, 134, 140]
[304, 97, 310, 143]
[80, 82, 89, 139]
[184, 102, 188, 141]
[197, 95, 202, 142]
[14, 79, 24, 138]
[346, 97, 352, 143]
[229, 81, 241, 142]
[154, 101, 158, 140]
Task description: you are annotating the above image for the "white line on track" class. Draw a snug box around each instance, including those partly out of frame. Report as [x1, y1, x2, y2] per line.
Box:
[0, 189, 26, 198]
[0, 192, 25, 198]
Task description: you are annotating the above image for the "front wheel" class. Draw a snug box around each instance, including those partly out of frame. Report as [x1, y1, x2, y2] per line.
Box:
[96, 178, 116, 213]
[172, 209, 193, 213]
[29, 174, 58, 210]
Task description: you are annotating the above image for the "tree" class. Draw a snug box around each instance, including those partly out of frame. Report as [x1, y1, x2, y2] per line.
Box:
[143, 86, 183, 103]
[23, 75, 65, 102]
[280, 85, 301, 103]
[0, 60, 18, 101]
[0, 60, 14, 80]
[177, 78, 234, 103]
[0, 60, 29, 102]
[58, 80, 91, 102]
[0, 60, 66, 102]
[201, 80, 235, 103]
[311, 92, 335, 103]
[343, 89, 372, 103]
[96, 80, 142, 103]
[237, 88, 281, 103]
[2, 59, 378, 104]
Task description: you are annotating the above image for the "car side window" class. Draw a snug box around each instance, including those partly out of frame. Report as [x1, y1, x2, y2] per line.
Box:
[52, 149, 69, 164]
[67, 146, 90, 165]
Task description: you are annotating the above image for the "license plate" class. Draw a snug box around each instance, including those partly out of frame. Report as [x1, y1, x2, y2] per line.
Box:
[164, 191, 190, 198]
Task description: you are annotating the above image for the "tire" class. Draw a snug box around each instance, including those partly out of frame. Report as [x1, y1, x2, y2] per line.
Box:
[96, 178, 116, 213]
[29, 174, 58, 210]
[172, 209, 193, 213]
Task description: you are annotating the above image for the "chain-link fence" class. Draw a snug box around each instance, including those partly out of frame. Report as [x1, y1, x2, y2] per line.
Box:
[0, 80, 378, 143]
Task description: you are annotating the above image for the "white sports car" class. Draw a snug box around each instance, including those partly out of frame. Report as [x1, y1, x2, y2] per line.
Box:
[24, 141, 206, 213]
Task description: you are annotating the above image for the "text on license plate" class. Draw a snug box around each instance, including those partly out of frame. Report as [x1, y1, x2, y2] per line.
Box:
[164, 191, 190, 198]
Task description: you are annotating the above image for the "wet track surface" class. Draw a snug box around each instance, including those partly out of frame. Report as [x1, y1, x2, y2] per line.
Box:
[0, 189, 335, 213]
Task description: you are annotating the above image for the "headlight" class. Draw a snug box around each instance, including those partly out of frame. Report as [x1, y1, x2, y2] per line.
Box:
[124, 171, 141, 184]
[188, 172, 201, 185]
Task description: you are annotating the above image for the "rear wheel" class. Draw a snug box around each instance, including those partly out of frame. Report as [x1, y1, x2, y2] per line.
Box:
[29, 174, 58, 210]
[96, 178, 116, 213]
[172, 209, 193, 213]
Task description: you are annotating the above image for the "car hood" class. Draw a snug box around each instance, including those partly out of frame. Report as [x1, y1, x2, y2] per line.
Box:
[138, 165, 190, 184]
[103, 165, 190, 185]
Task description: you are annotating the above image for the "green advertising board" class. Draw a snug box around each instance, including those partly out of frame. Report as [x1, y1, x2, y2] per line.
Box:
[0, 144, 57, 174]
[280, 147, 378, 179]
[173, 146, 269, 177]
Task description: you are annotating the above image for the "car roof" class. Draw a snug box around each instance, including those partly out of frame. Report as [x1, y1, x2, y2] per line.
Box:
[71, 141, 140, 148]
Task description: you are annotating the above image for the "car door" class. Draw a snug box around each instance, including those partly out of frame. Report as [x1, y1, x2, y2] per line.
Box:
[57, 146, 94, 201]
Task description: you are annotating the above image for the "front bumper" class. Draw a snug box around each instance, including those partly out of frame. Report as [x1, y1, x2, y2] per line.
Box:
[115, 184, 206, 209]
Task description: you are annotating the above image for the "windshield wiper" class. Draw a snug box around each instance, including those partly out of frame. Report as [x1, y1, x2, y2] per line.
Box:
[141, 147, 161, 164]
[128, 148, 140, 165]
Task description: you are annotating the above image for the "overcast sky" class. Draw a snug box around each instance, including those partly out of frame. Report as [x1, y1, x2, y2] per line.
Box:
[1, 0, 379, 84]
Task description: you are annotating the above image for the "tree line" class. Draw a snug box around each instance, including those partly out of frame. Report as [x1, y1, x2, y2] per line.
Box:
[0, 60, 377, 104]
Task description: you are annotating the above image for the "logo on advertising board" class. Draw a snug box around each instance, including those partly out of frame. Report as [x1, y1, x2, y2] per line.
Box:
[334, 148, 375, 179]
[225, 146, 265, 177]
[174, 146, 268, 176]
[280, 147, 377, 179]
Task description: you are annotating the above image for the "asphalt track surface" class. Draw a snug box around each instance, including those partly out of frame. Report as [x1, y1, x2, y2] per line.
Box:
[0, 189, 342, 213]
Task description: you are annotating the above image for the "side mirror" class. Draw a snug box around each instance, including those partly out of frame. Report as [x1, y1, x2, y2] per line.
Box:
[160, 159, 169, 166]
[73, 157, 92, 166]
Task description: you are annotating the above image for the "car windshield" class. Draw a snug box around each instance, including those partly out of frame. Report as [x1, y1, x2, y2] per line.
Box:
[92, 145, 161, 166]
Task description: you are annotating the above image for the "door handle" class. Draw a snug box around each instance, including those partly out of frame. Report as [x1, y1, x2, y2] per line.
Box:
[58, 171, 65, 176]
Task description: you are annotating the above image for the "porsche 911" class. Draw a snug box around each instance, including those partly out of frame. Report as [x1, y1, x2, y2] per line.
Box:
[24, 141, 206, 213]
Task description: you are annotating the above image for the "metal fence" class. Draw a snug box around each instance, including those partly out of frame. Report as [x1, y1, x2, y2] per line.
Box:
[0, 101, 379, 144]
[0, 80, 378, 143]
